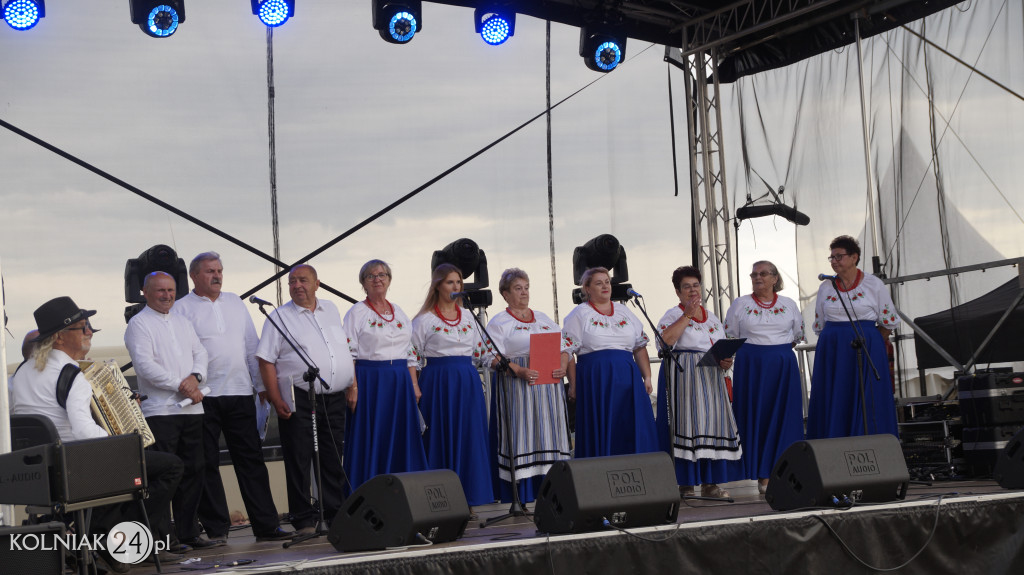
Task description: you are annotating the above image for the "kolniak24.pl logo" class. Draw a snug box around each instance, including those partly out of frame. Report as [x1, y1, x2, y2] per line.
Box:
[9, 521, 168, 564]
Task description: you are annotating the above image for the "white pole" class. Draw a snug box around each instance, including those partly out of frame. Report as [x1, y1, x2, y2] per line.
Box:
[0, 255, 13, 526]
[855, 17, 883, 269]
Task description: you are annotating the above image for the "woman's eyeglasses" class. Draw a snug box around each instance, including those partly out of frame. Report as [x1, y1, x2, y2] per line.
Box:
[827, 253, 850, 262]
[749, 271, 775, 278]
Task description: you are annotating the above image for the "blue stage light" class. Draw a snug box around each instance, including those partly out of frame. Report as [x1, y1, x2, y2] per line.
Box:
[3, 0, 43, 31]
[145, 5, 179, 37]
[594, 41, 623, 71]
[474, 7, 515, 46]
[387, 10, 417, 43]
[372, 1, 421, 45]
[130, 1, 186, 38]
[480, 15, 510, 45]
[580, 27, 627, 73]
[256, 0, 290, 27]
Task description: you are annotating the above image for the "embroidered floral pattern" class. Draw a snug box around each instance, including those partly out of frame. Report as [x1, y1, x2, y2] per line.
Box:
[881, 304, 897, 325]
[850, 290, 866, 302]
[590, 318, 609, 328]
[563, 335, 576, 348]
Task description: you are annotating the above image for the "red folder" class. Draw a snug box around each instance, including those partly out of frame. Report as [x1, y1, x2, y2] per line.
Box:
[529, 332, 562, 385]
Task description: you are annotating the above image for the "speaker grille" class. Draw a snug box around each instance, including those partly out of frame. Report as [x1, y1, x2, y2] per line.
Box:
[59, 434, 145, 503]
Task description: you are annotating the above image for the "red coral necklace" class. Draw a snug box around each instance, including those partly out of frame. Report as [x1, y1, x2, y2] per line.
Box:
[588, 301, 614, 316]
[435, 304, 461, 326]
[366, 299, 395, 322]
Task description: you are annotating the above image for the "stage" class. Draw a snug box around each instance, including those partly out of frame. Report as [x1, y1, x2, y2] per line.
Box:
[126, 479, 1024, 574]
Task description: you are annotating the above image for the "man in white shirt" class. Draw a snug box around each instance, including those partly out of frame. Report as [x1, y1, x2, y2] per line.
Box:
[125, 272, 223, 550]
[11, 296, 184, 569]
[256, 264, 357, 535]
[174, 252, 291, 542]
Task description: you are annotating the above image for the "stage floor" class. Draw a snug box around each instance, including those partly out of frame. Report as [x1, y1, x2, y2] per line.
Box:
[121, 479, 1024, 575]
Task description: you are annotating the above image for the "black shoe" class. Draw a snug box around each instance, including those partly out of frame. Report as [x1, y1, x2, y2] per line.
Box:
[144, 551, 185, 565]
[255, 527, 294, 542]
[167, 542, 192, 554]
[180, 535, 227, 549]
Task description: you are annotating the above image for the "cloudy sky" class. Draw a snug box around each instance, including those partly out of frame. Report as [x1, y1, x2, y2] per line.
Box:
[3, 1, 1018, 380]
[0, 2, 801, 359]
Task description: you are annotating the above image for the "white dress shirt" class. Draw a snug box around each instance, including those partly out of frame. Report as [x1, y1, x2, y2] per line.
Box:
[125, 305, 209, 417]
[255, 298, 354, 412]
[173, 291, 263, 396]
[10, 349, 108, 442]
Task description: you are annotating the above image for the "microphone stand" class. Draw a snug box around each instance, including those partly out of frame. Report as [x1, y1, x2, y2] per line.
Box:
[828, 276, 881, 436]
[253, 301, 334, 548]
[628, 294, 732, 503]
[459, 296, 532, 527]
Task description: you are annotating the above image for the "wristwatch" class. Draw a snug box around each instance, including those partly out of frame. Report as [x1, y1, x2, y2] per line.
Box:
[192, 372, 204, 384]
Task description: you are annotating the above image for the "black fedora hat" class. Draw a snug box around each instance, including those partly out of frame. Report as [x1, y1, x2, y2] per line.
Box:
[31, 297, 97, 341]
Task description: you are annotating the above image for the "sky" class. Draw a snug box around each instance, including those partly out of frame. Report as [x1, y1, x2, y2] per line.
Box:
[0, 1, 806, 363]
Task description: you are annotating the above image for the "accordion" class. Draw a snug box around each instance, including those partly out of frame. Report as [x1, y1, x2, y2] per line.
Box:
[80, 360, 156, 448]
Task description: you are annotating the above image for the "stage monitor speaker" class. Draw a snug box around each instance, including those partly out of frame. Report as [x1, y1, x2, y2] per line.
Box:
[58, 434, 146, 504]
[0, 522, 66, 575]
[534, 452, 679, 534]
[765, 434, 910, 511]
[329, 470, 470, 552]
[994, 427, 1024, 489]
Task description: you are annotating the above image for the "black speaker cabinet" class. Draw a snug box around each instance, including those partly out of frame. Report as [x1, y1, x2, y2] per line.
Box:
[58, 434, 146, 505]
[766, 434, 910, 511]
[0, 522, 66, 575]
[329, 470, 470, 552]
[994, 427, 1024, 489]
[534, 452, 680, 534]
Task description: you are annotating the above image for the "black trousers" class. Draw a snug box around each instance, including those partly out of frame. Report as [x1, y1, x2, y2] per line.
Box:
[197, 394, 281, 538]
[278, 391, 347, 529]
[147, 414, 204, 541]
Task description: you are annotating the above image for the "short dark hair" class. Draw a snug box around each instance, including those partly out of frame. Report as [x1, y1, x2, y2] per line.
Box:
[829, 235, 861, 259]
[671, 266, 701, 291]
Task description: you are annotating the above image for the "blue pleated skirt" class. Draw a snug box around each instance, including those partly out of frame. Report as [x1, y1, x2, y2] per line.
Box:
[343, 360, 429, 495]
[419, 356, 495, 506]
[656, 351, 742, 486]
[575, 349, 659, 459]
[807, 321, 899, 439]
[729, 343, 804, 480]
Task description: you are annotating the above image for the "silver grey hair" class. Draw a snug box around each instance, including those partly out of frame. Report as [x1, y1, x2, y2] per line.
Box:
[189, 251, 222, 275]
[498, 268, 529, 294]
[359, 260, 392, 285]
[752, 260, 784, 292]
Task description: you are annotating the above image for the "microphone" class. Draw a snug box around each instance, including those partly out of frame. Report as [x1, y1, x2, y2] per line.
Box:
[627, 288, 643, 299]
[818, 273, 837, 281]
[449, 291, 468, 300]
[249, 296, 273, 306]
[736, 203, 811, 226]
